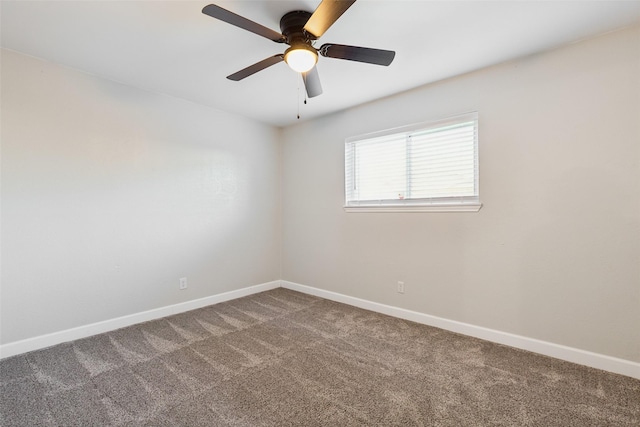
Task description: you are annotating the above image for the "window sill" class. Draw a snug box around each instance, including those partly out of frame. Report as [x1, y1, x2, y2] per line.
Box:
[343, 203, 482, 213]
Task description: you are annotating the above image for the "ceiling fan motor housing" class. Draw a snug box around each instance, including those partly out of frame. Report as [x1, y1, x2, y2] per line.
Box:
[280, 10, 315, 45]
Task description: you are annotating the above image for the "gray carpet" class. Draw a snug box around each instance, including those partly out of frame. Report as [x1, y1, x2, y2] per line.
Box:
[1, 288, 639, 426]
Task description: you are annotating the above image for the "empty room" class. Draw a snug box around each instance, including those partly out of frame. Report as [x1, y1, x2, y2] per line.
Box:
[1, 1, 639, 426]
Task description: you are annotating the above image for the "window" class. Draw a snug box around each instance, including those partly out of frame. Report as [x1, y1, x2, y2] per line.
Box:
[344, 112, 481, 212]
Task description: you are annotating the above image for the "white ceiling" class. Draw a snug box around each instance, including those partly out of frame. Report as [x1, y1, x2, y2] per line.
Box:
[2, 1, 640, 127]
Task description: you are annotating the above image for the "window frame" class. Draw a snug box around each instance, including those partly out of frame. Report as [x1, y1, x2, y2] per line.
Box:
[344, 112, 482, 213]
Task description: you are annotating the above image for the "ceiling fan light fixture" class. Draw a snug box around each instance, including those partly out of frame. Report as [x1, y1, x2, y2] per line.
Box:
[284, 44, 318, 73]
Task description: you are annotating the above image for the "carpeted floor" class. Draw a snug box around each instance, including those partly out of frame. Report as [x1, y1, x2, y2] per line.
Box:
[1, 288, 639, 426]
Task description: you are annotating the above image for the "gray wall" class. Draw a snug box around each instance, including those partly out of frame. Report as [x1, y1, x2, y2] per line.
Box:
[1, 49, 282, 344]
[281, 26, 640, 362]
[2, 25, 639, 364]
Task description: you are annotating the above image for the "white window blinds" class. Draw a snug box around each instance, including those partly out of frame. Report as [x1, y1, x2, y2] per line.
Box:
[345, 113, 480, 212]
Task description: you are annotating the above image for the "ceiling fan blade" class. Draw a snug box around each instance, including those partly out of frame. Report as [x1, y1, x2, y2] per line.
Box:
[303, 0, 356, 39]
[227, 55, 284, 81]
[302, 66, 323, 98]
[319, 44, 395, 66]
[202, 4, 285, 43]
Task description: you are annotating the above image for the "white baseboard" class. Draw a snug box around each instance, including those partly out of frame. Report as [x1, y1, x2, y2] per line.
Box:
[281, 281, 640, 380]
[0, 280, 281, 360]
[3, 279, 638, 380]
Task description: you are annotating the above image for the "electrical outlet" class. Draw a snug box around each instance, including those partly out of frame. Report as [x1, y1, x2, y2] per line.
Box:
[397, 281, 405, 294]
[179, 277, 188, 290]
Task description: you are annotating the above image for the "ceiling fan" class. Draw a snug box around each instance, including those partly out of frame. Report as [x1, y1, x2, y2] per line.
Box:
[202, 0, 395, 98]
